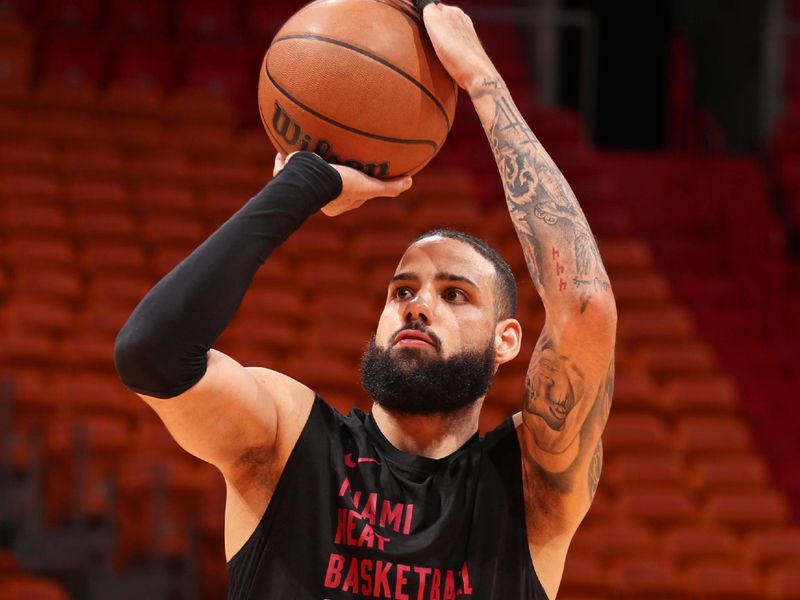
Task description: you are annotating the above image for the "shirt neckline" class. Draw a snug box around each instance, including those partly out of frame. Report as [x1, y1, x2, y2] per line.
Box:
[364, 410, 480, 476]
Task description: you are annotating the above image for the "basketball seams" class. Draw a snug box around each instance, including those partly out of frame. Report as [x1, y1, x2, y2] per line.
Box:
[272, 33, 452, 132]
[265, 63, 439, 149]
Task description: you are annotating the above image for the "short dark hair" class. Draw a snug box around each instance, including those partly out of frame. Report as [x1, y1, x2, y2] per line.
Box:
[412, 229, 518, 320]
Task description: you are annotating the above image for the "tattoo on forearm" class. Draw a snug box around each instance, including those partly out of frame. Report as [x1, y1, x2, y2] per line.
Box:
[523, 332, 615, 488]
[587, 441, 603, 499]
[478, 83, 610, 309]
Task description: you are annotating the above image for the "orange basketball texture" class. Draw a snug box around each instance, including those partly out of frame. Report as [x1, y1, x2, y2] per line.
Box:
[258, 0, 458, 178]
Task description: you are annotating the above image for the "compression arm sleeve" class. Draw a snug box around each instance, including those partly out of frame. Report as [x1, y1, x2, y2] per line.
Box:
[113, 152, 342, 399]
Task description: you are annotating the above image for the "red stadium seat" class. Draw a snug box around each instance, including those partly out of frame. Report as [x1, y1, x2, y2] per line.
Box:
[765, 565, 800, 599]
[127, 152, 194, 185]
[659, 374, 739, 414]
[80, 240, 148, 274]
[57, 145, 126, 179]
[163, 87, 236, 126]
[283, 350, 357, 396]
[39, 0, 99, 30]
[702, 490, 790, 529]
[285, 226, 347, 262]
[0, 0, 36, 20]
[0, 173, 62, 204]
[86, 272, 153, 307]
[609, 557, 682, 599]
[112, 37, 175, 88]
[304, 321, 372, 361]
[30, 79, 99, 113]
[4, 234, 76, 268]
[238, 285, 307, 325]
[107, 118, 169, 152]
[177, 0, 240, 39]
[674, 415, 753, 458]
[742, 527, 800, 570]
[614, 487, 696, 526]
[1, 296, 74, 335]
[582, 519, 658, 559]
[142, 214, 205, 247]
[688, 454, 770, 492]
[58, 331, 118, 371]
[70, 207, 138, 241]
[337, 199, 409, 234]
[131, 182, 197, 215]
[352, 229, 415, 266]
[661, 524, 739, 565]
[193, 156, 261, 191]
[39, 31, 105, 86]
[610, 371, 660, 412]
[618, 305, 695, 342]
[296, 260, 362, 294]
[13, 268, 83, 303]
[75, 301, 133, 339]
[107, 0, 169, 36]
[559, 553, 611, 597]
[182, 41, 253, 102]
[602, 413, 671, 455]
[0, 139, 56, 175]
[604, 454, 686, 489]
[682, 560, 762, 599]
[65, 178, 129, 209]
[634, 340, 717, 376]
[0, 200, 67, 235]
[596, 237, 654, 273]
[309, 293, 382, 329]
[0, 575, 70, 600]
[52, 371, 135, 417]
[610, 271, 672, 306]
[0, 329, 58, 367]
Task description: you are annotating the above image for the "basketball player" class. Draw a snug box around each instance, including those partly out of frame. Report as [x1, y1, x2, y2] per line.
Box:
[114, 2, 616, 599]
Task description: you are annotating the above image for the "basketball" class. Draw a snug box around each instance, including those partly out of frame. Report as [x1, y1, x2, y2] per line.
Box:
[258, 0, 458, 178]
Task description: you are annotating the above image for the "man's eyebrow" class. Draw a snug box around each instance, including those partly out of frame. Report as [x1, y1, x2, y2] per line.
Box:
[436, 272, 479, 289]
[390, 272, 479, 289]
[390, 272, 418, 283]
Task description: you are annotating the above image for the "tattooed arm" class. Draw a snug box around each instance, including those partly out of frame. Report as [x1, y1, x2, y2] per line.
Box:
[420, 3, 616, 596]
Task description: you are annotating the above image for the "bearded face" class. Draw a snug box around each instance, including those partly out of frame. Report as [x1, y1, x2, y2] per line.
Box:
[360, 325, 496, 416]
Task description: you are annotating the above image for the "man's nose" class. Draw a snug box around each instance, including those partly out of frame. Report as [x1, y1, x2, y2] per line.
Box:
[404, 293, 431, 325]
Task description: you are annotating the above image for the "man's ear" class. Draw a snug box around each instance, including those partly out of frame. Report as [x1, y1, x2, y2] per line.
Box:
[494, 318, 522, 365]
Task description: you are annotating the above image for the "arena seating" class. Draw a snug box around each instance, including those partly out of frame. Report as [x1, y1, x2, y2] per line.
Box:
[2, 2, 800, 599]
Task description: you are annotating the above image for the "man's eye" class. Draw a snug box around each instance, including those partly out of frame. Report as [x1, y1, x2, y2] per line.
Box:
[394, 287, 413, 299]
[444, 288, 467, 302]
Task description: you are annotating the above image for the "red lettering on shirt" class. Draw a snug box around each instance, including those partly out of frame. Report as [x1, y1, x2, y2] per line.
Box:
[395, 564, 410, 600]
[324, 553, 344, 588]
[373, 560, 392, 598]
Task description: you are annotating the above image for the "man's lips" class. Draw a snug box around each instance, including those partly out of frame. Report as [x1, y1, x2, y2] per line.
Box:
[393, 330, 435, 348]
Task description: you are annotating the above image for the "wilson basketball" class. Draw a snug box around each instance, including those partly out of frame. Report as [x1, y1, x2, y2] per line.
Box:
[258, 0, 458, 178]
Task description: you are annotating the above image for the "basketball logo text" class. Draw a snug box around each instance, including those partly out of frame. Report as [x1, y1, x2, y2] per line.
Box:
[272, 102, 391, 178]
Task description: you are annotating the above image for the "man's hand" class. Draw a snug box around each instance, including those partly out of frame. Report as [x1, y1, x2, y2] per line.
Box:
[417, 2, 498, 94]
[273, 152, 412, 217]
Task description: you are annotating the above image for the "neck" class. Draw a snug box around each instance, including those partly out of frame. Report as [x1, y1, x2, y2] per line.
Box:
[370, 401, 483, 459]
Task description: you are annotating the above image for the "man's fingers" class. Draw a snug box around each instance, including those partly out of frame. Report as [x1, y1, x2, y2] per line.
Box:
[373, 176, 413, 198]
[273, 153, 287, 177]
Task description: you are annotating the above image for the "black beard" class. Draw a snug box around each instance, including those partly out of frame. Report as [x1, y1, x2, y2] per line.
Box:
[359, 335, 496, 416]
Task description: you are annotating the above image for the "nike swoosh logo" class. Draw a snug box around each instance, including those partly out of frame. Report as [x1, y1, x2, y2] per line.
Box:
[344, 453, 382, 468]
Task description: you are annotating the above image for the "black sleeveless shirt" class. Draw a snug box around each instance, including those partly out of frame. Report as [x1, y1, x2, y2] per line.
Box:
[227, 396, 549, 600]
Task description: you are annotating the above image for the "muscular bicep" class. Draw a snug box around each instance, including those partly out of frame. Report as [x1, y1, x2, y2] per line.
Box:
[138, 349, 313, 479]
[520, 309, 615, 534]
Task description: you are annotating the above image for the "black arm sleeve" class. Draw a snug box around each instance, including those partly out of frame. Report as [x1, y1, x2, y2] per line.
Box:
[114, 152, 342, 399]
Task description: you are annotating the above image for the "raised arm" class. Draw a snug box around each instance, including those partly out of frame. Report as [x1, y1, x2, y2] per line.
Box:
[419, 3, 616, 594]
[114, 152, 410, 482]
